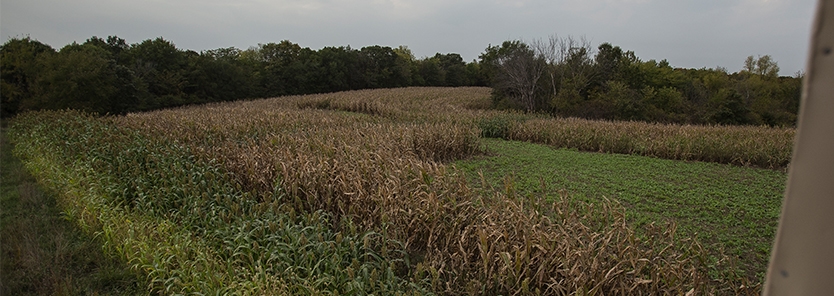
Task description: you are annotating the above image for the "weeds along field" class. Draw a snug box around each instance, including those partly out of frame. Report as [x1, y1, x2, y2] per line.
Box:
[479, 115, 794, 170]
[8, 87, 792, 295]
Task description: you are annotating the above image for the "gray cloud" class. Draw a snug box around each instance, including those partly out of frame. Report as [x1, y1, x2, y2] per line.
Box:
[1, 0, 816, 74]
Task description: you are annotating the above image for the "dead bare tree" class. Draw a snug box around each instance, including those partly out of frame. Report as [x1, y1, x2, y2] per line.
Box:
[487, 35, 595, 113]
[492, 42, 547, 112]
[531, 37, 560, 100]
[529, 35, 596, 113]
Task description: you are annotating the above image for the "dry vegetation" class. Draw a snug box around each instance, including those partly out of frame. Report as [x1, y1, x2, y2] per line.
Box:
[506, 117, 793, 169]
[7, 87, 789, 294]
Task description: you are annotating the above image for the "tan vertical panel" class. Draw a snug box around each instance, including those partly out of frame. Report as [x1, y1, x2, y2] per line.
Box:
[764, 0, 834, 294]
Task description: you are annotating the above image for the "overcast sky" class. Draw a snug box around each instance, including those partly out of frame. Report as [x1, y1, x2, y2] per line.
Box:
[1, 0, 817, 75]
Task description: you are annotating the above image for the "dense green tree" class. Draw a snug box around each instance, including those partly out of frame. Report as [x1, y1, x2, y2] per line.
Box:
[1, 35, 802, 127]
[257, 40, 302, 96]
[292, 48, 326, 94]
[28, 43, 136, 114]
[128, 37, 186, 73]
[357, 45, 409, 89]
[638, 59, 686, 89]
[1, 37, 56, 117]
[317, 46, 359, 92]
[434, 53, 468, 86]
[125, 37, 189, 108]
[393, 46, 416, 86]
[465, 61, 489, 87]
[602, 80, 645, 121]
[594, 43, 623, 83]
[83, 36, 131, 64]
[416, 57, 443, 86]
[710, 88, 752, 125]
[484, 38, 801, 126]
[642, 86, 687, 122]
[412, 53, 474, 87]
[185, 49, 258, 103]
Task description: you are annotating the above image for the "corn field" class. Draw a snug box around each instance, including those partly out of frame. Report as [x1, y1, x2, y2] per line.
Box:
[8, 87, 788, 295]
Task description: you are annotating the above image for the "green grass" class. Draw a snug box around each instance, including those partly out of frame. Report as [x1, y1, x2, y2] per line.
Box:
[455, 138, 787, 282]
[0, 125, 143, 295]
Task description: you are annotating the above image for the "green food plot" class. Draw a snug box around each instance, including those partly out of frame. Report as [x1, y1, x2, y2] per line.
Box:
[455, 138, 787, 280]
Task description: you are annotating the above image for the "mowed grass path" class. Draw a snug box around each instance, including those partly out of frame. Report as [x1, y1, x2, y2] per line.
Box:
[455, 138, 787, 281]
[0, 127, 141, 295]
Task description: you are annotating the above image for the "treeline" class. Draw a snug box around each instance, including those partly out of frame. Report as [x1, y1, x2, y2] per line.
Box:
[482, 37, 802, 126]
[1, 35, 801, 126]
[1, 36, 485, 117]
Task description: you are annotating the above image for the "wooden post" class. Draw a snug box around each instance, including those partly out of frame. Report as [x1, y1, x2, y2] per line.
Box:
[764, 0, 834, 294]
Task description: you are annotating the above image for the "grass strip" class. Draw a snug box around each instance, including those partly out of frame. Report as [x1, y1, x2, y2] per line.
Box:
[1, 125, 142, 295]
[455, 138, 786, 283]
